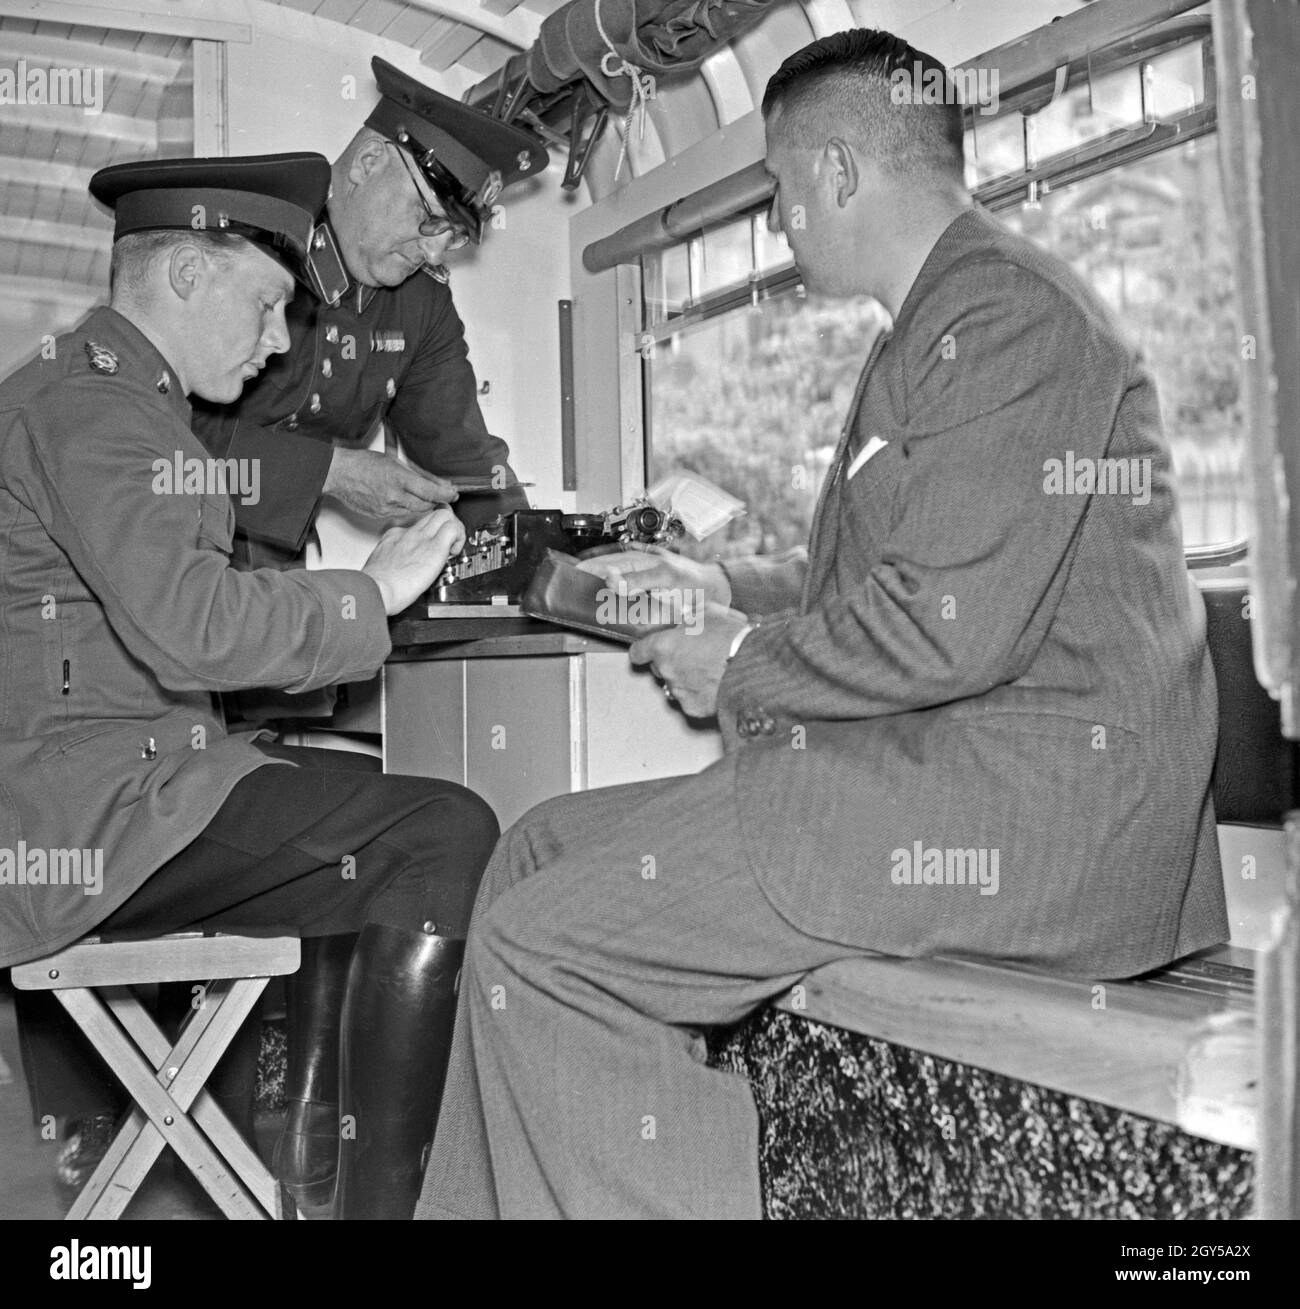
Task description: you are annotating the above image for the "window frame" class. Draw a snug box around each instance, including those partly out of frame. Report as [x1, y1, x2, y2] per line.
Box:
[636, 17, 1247, 557]
[640, 19, 1219, 345]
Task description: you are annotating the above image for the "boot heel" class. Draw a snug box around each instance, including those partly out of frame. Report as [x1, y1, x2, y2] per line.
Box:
[280, 1174, 337, 1216]
[273, 1097, 340, 1216]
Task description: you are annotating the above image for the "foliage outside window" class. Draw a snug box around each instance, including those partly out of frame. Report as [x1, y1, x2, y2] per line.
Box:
[998, 137, 1246, 548]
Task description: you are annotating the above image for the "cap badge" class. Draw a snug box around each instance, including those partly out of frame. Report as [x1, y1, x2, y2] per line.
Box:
[84, 341, 119, 375]
[516, 150, 532, 173]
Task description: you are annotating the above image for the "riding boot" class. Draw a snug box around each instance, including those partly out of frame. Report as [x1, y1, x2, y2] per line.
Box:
[272, 934, 356, 1213]
[332, 924, 464, 1220]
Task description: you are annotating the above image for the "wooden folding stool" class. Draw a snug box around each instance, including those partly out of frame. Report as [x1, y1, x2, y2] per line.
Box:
[12, 931, 300, 1220]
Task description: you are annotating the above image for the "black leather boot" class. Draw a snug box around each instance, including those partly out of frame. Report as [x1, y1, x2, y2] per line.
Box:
[332, 924, 464, 1220]
[272, 934, 355, 1214]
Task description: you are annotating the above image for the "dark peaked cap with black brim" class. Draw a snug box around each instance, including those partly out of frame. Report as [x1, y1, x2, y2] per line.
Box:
[366, 57, 548, 241]
[89, 153, 332, 289]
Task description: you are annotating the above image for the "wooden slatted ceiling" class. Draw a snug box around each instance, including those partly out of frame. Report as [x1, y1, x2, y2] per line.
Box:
[304, 0, 371, 26]
[264, 0, 560, 79]
[357, 1, 445, 46]
[421, 18, 486, 71]
[348, 0, 410, 30]
[457, 34, 513, 75]
[0, 18, 192, 321]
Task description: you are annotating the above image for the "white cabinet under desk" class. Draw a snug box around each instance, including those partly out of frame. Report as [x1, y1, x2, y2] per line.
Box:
[382, 619, 724, 829]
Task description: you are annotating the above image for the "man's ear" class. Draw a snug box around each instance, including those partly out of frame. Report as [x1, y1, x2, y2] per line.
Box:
[347, 136, 389, 187]
[166, 242, 206, 301]
[825, 138, 859, 209]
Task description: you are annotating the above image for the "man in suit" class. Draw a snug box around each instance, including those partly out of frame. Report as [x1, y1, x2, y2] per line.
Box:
[0, 154, 498, 1218]
[414, 28, 1227, 1219]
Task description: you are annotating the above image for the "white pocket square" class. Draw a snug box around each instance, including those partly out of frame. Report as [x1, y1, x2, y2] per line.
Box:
[847, 434, 889, 479]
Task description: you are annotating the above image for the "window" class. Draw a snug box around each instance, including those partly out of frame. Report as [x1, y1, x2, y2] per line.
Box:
[0, 18, 195, 380]
[995, 137, 1246, 548]
[644, 209, 890, 564]
[645, 288, 886, 562]
[642, 12, 1245, 556]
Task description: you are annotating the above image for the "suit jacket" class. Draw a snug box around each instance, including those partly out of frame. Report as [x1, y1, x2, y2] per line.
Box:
[190, 247, 527, 569]
[716, 208, 1226, 979]
[0, 308, 391, 967]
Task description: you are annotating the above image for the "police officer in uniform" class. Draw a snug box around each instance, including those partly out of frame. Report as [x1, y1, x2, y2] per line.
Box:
[191, 60, 549, 1213]
[192, 56, 548, 569]
[22, 60, 549, 1212]
[1, 154, 500, 1219]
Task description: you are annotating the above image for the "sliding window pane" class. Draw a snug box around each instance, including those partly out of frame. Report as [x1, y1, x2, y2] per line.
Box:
[646, 293, 887, 561]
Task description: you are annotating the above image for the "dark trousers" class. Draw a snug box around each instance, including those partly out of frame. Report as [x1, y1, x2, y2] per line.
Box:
[17, 742, 498, 1121]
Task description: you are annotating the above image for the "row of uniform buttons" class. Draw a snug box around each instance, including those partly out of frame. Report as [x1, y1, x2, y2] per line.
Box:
[281, 326, 398, 430]
[736, 710, 776, 739]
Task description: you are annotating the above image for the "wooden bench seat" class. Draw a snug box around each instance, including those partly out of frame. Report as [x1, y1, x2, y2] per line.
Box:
[767, 946, 1256, 1151]
[706, 983, 1254, 1219]
[702, 568, 1280, 1217]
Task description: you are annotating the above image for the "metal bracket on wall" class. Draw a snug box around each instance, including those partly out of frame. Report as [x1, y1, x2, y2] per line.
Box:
[558, 299, 576, 491]
[562, 88, 610, 192]
[490, 64, 538, 126]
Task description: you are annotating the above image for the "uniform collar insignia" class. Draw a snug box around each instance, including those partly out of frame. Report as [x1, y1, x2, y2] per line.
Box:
[84, 341, 119, 375]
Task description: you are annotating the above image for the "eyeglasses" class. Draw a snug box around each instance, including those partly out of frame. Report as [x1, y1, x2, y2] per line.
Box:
[391, 143, 471, 251]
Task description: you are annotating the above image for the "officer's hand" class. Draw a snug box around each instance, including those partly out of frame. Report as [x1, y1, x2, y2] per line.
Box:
[324, 447, 459, 521]
[629, 602, 748, 719]
[361, 507, 466, 616]
[575, 544, 732, 607]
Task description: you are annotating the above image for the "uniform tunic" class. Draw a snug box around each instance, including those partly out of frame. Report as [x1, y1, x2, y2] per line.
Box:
[0, 307, 391, 966]
[190, 257, 527, 568]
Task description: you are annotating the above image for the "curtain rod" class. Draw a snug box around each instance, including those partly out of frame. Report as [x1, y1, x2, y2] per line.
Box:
[582, 0, 1209, 274]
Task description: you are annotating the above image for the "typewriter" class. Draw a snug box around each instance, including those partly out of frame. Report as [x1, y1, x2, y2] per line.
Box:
[426, 500, 684, 606]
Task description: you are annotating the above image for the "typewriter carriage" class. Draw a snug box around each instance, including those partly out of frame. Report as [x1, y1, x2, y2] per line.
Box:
[429, 500, 684, 605]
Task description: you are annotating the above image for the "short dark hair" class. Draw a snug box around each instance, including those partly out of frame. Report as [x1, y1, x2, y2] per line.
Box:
[762, 29, 965, 179]
[109, 229, 250, 295]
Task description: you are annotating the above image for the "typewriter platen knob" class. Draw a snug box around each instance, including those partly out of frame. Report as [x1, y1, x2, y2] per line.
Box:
[628, 506, 667, 538]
